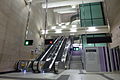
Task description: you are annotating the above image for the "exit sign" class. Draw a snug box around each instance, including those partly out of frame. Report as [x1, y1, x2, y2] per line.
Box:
[24, 40, 33, 46]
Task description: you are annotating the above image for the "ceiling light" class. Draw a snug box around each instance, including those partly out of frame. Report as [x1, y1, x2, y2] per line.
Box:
[54, 7, 76, 12]
[58, 23, 64, 26]
[87, 27, 98, 32]
[72, 25, 77, 28]
[41, 30, 48, 34]
[72, 5, 76, 8]
[88, 44, 93, 46]
[51, 26, 56, 29]
[58, 10, 77, 14]
[58, 24, 62, 26]
[61, 25, 66, 29]
[70, 28, 77, 32]
[66, 22, 70, 25]
[55, 29, 62, 33]
[70, 33, 75, 35]
[26, 0, 32, 2]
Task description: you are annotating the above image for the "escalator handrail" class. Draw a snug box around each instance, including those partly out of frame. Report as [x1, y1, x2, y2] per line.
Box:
[49, 38, 65, 69]
[40, 37, 60, 61]
[41, 37, 64, 70]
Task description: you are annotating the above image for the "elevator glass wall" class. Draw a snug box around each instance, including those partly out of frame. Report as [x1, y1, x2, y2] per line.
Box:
[79, 2, 106, 27]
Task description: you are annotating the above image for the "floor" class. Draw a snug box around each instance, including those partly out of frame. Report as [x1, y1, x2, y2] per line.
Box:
[0, 54, 119, 80]
[0, 70, 120, 80]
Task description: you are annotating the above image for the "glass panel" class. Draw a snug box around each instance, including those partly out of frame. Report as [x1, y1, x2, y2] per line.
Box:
[87, 35, 94, 37]
[93, 19, 104, 26]
[79, 2, 105, 27]
[84, 6, 91, 19]
[84, 44, 94, 47]
[82, 36, 87, 43]
[80, 6, 91, 19]
[95, 43, 107, 47]
[91, 5, 103, 18]
[94, 34, 106, 37]
[81, 20, 92, 27]
[80, 7, 85, 19]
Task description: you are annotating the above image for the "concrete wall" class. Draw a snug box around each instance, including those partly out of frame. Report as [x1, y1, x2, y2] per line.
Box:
[0, 0, 56, 72]
[61, 13, 76, 23]
[105, 0, 120, 48]
[47, 9, 56, 27]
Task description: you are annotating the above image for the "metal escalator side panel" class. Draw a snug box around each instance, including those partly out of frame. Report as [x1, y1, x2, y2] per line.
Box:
[32, 61, 38, 72]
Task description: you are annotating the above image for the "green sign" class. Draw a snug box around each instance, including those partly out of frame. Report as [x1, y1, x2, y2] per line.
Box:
[73, 47, 80, 51]
[24, 40, 33, 46]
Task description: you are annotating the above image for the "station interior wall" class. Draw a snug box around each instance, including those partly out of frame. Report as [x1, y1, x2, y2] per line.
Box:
[105, 0, 120, 48]
[0, 0, 56, 72]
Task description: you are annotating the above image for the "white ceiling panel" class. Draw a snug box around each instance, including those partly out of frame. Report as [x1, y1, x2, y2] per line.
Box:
[42, 0, 103, 8]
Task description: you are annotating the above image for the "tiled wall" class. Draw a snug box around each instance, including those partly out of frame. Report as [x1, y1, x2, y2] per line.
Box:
[0, 0, 56, 72]
[105, 0, 120, 48]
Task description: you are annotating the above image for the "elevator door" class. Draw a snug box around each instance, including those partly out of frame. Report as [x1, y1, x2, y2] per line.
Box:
[85, 47, 100, 72]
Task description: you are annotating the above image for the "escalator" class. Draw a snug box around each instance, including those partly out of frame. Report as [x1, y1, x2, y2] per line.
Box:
[16, 37, 61, 72]
[17, 36, 71, 73]
[35, 37, 62, 61]
[41, 38, 71, 73]
[32, 36, 65, 72]
[41, 37, 66, 72]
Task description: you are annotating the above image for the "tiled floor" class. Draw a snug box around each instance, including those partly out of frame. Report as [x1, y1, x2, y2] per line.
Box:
[0, 70, 120, 80]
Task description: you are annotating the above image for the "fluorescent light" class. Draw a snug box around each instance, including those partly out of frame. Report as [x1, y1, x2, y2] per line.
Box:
[51, 26, 56, 29]
[58, 24, 62, 26]
[58, 10, 77, 14]
[70, 33, 75, 35]
[72, 5, 76, 8]
[58, 23, 64, 26]
[88, 44, 93, 46]
[41, 30, 48, 34]
[26, 0, 32, 2]
[66, 22, 70, 25]
[72, 25, 77, 28]
[87, 27, 98, 32]
[70, 28, 77, 32]
[55, 29, 62, 33]
[54, 7, 76, 12]
[61, 25, 66, 29]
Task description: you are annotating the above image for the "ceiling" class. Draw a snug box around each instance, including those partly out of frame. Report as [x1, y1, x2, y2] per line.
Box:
[29, 0, 108, 36]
